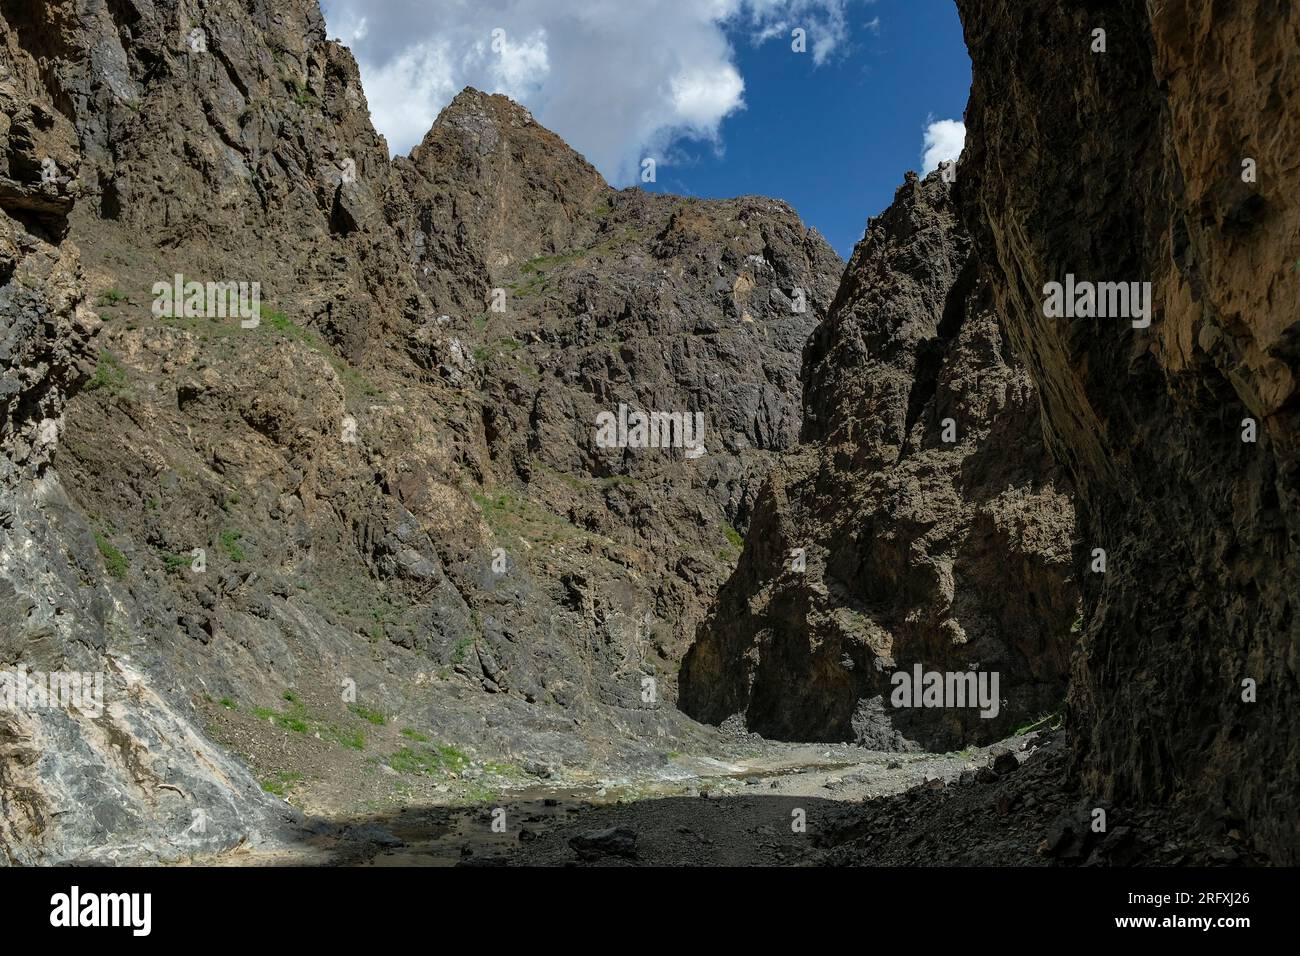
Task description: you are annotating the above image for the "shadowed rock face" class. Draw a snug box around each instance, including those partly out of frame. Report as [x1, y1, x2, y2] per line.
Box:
[0, 0, 841, 860]
[956, 0, 1300, 862]
[680, 171, 1078, 750]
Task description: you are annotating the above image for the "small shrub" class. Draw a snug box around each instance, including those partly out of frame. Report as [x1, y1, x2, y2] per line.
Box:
[219, 529, 246, 562]
[93, 531, 128, 578]
[350, 704, 386, 726]
[86, 353, 128, 395]
[451, 636, 474, 665]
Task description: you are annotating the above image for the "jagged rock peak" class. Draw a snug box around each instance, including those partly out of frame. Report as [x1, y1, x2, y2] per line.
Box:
[409, 86, 610, 189]
[681, 167, 1078, 750]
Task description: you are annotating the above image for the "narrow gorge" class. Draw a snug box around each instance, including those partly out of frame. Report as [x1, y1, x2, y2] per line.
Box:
[0, 0, 1294, 871]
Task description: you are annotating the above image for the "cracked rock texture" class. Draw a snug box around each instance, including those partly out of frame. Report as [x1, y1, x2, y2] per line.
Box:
[957, 0, 1300, 862]
[0, 0, 840, 860]
[0, 12, 297, 863]
[680, 171, 1078, 750]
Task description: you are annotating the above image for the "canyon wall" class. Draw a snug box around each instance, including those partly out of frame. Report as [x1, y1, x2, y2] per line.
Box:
[0, 0, 839, 860]
[0, 8, 297, 862]
[681, 171, 1078, 750]
[956, 0, 1300, 862]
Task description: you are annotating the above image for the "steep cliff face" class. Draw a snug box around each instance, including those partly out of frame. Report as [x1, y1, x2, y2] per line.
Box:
[956, 0, 1300, 862]
[389, 90, 842, 699]
[0, 12, 299, 863]
[0, 0, 840, 860]
[681, 171, 1078, 749]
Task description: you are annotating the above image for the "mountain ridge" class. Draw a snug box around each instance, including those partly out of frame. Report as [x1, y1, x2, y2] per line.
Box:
[0, 0, 844, 862]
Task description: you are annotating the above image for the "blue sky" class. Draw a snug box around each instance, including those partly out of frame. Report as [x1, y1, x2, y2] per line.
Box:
[648, 2, 971, 257]
[321, 0, 971, 259]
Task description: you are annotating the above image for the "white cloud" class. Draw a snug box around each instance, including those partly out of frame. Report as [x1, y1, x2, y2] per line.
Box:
[736, 0, 865, 64]
[921, 118, 965, 174]
[485, 28, 550, 96]
[671, 65, 747, 133]
[361, 42, 457, 156]
[321, 0, 872, 185]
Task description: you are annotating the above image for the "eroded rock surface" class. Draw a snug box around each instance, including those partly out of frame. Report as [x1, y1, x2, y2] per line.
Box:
[1, 0, 839, 860]
[0, 18, 297, 863]
[957, 0, 1300, 862]
[681, 171, 1078, 750]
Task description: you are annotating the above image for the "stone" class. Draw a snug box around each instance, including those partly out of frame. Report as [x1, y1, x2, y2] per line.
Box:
[568, 826, 638, 861]
[680, 170, 1078, 752]
[991, 751, 1020, 776]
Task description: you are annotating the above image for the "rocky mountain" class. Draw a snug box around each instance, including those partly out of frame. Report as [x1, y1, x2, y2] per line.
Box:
[0, 0, 839, 861]
[4, 0, 1294, 869]
[956, 0, 1300, 863]
[681, 170, 1078, 750]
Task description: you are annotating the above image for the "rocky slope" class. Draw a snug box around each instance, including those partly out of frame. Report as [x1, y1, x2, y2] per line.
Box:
[681, 170, 1078, 750]
[387, 88, 842, 708]
[0, 0, 839, 861]
[0, 15, 298, 863]
[956, 0, 1300, 863]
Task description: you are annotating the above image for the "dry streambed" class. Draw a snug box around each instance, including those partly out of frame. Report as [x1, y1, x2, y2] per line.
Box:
[235, 735, 1043, 866]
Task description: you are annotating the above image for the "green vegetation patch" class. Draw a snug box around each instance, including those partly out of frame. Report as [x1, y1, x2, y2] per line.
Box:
[388, 743, 469, 777]
[350, 704, 387, 726]
[219, 529, 246, 562]
[1013, 709, 1064, 736]
[462, 782, 499, 804]
[322, 724, 366, 750]
[511, 248, 589, 299]
[471, 488, 588, 547]
[93, 531, 128, 578]
[451, 636, 475, 665]
[250, 705, 308, 733]
[86, 352, 129, 396]
[248, 697, 366, 750]
[159, 548, 189, 572]
[255, 307, 382, 400]
[520, 248, 587, 274]
[261, 770, 304, 796]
